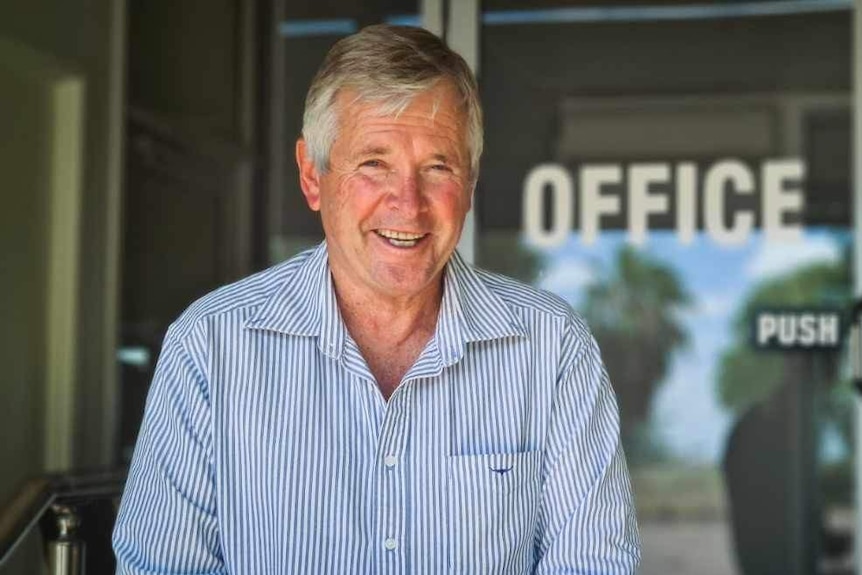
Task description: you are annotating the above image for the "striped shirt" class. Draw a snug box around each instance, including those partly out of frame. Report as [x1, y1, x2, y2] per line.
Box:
[113, 242, 641, 574]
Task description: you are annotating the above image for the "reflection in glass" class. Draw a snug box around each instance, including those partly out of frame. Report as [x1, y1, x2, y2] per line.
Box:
[476, 4, 852, 573]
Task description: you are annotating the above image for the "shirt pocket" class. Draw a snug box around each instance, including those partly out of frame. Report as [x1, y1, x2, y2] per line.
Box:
[447, 450, 542, 573]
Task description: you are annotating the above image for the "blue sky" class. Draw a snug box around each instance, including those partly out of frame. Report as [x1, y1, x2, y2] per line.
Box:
[527, 228, 847, 464]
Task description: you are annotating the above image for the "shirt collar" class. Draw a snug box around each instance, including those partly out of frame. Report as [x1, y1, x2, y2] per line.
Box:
[244, 242, 343, 358]
[436, 250, 527, 365]
[245, 242, 526, 363]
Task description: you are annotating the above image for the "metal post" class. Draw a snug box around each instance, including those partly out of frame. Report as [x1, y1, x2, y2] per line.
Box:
[46, 505, 84, 575]
[447, 0, 480, 264]
[421, 0, 444, 36]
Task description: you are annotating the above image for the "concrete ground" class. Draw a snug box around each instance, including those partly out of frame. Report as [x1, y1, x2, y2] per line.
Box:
[639, 520, 737, 575]
[638, 517, 856, 575]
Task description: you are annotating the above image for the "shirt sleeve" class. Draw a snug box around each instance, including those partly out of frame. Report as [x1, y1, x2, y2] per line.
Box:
[112, 326, 226, 575]
[535, 331, 642, 574]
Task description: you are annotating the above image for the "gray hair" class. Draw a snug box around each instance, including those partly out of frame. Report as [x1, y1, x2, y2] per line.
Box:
[301, 24, 483, 180]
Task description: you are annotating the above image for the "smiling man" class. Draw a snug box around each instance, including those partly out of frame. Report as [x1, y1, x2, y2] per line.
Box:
[297, 82, 473, 400]
[113, 24, 641, 574]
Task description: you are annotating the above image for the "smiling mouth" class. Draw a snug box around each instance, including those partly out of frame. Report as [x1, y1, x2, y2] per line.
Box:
[375, 229, 427, 248]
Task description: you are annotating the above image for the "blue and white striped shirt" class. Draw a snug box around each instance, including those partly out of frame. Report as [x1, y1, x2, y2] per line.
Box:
[113, 242, 640, 574]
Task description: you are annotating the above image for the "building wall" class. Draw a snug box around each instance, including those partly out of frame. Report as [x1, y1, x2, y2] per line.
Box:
[0, 1, 124, 572]
[0, 0, 126, 475]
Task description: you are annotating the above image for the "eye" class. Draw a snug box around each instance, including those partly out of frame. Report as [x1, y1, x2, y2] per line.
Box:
[429, 163, 452, 173]
[359, 159, 385, 169]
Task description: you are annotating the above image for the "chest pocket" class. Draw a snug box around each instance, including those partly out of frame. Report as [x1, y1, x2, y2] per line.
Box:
[447, 450, 542, 573]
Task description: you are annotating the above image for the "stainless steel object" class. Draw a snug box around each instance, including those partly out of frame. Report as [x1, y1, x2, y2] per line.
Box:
[46, 505, 84, 575]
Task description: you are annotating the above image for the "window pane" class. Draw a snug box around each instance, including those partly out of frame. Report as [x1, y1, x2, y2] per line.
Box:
[476, 5, 853, 574]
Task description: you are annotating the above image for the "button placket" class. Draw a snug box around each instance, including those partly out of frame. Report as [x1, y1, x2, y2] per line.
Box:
[376, 386, 412, 572]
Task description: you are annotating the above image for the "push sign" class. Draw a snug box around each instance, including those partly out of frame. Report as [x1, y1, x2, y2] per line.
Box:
[753, 309, 843, 350]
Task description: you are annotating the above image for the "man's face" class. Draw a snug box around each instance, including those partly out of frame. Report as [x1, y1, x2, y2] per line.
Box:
[297, 83, 473, 303]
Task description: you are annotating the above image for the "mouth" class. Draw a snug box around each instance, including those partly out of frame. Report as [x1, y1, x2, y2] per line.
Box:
[374, 229, 427, 248]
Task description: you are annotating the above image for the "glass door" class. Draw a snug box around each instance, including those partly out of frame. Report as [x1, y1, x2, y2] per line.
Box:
[467, 2, 855, 573]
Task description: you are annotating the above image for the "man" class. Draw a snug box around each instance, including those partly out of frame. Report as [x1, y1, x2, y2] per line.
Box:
[113, 24, 640, 574]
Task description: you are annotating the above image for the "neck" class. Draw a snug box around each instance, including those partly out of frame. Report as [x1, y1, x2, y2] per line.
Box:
[328, 267, 445, 399]
[331, 271, 443, 341]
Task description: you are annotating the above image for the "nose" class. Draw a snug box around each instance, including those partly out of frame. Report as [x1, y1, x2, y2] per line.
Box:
[386, 171, 425, 217]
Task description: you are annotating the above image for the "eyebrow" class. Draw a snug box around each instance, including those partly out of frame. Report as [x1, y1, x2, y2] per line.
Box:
[353, 147, 459, 165]
[355, 145, 390, 158]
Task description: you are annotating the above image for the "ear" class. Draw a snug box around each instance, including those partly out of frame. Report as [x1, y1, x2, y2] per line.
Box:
[466, 178, 476, 211]
[296, 138, 322, 211]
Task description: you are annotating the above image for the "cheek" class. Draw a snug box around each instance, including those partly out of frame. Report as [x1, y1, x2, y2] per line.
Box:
[433, 183, 471, 218]
[349, 173, 388, 197]
[323, 177, 383, 221]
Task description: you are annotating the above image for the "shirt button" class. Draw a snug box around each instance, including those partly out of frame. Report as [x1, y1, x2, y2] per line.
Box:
[384, 455, 397, 468]
[384, 538, 397, 551]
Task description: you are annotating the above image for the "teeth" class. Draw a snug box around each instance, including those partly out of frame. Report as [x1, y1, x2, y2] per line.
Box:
[376, 229, 425, 247]
[377, 229, 424, 240]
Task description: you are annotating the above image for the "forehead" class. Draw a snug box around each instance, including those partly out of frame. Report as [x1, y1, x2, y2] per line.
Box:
[333, 84, 467, 148]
